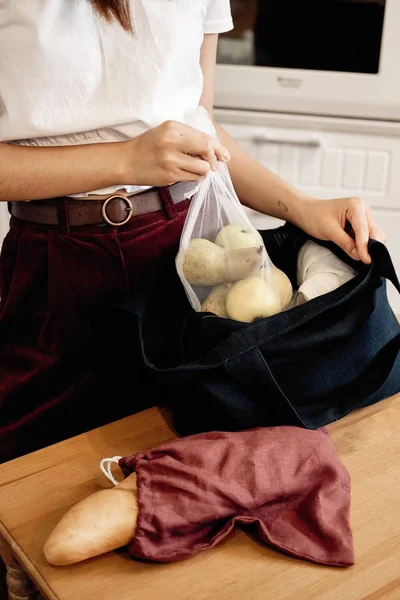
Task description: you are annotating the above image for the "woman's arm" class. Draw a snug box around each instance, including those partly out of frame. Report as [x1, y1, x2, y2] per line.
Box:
[213, 126, 312, 225]
[199, 34, 386, 263]
[0, 122, 228, 202]
[0, 141, 128, 202]
[199, 35, 311, 226]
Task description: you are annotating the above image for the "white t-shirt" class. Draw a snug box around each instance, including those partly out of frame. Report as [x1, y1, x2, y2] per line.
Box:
[0, 0, 233, 195]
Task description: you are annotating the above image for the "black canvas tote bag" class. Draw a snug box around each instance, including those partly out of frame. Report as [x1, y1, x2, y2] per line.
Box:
[110, 223, 400, 436]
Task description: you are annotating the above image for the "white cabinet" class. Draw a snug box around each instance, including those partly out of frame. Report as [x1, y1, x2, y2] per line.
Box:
[215, 109, 400, 314]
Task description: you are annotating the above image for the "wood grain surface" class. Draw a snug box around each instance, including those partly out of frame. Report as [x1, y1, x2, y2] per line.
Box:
[0, 394, 399, 600]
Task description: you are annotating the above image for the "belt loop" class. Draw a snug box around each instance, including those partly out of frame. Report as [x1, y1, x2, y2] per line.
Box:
[158, 186, 178, 221]
[59, 197, 70, 234]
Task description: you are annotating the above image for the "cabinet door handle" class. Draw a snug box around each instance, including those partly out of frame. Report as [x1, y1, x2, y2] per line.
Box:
[251, 133, 322, 147]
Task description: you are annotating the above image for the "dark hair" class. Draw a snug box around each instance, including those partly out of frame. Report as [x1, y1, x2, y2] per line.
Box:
[89, 0, 133, 32]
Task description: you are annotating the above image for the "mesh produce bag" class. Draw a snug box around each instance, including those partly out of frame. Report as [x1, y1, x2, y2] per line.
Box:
[175, 160, 294, 322]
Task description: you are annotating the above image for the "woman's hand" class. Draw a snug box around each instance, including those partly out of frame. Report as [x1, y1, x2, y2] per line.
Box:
[211, 123, 387, 266]
[123, 120, 230, 187]
[297, 196, 387, 264]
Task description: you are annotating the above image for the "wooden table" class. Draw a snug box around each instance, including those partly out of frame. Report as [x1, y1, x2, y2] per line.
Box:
[0, 395, 399, 600]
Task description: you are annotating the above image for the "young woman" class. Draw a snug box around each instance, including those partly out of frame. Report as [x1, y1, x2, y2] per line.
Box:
[0, 0, 386, 463]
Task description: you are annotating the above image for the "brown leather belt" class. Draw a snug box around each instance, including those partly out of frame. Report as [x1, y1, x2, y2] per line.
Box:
[10, 184, 190, 227]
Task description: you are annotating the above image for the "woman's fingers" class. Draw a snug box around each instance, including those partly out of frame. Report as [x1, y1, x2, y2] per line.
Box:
[178, 154, 213, 179]
[211, 138, 231, 163]
[346, 200, 371, 264]
[175, 124, 230, 170]
[325, 222, 361, 261]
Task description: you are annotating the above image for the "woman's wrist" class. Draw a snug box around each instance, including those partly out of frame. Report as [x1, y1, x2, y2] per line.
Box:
[114, 140, 134, 185]
[275, 191, 317, 228]
[249, 174, 317, 227]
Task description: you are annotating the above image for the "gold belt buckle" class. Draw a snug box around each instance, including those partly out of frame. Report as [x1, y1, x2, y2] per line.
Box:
[101, 194, 133, 226]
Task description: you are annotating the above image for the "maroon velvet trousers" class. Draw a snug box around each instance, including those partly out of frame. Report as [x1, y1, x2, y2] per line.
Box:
[0, 192, 190, 463]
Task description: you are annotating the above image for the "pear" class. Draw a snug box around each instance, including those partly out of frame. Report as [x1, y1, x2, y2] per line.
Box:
[214, 223, 263, 250]
[43, 474, 138, 566]
[226, 275, 282, 323]
[201, 282, 232, 318]
[182, 238, 263, 286]
[253, 264, 293, 309]
[271, 266, 293, 308]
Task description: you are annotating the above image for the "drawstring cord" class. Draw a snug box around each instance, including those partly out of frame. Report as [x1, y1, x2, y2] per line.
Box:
[99, 456, 123, 486]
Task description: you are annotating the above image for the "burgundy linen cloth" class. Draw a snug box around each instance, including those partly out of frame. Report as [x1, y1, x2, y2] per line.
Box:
[119, 426, 354, 567]
[0, 192, 190, 463]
